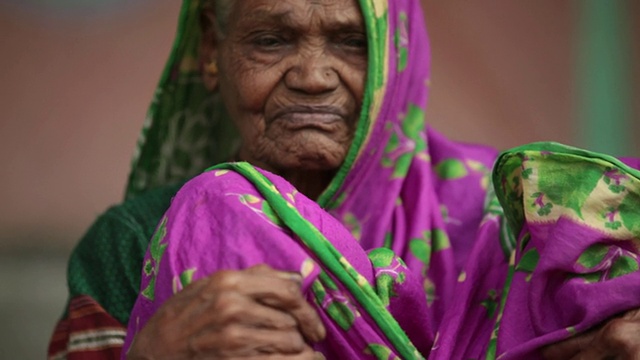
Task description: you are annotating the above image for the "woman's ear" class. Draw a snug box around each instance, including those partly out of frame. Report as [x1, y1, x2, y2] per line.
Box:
[200, 8, 220, 92]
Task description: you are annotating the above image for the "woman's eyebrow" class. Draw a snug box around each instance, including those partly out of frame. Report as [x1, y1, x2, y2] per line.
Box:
[240, 9, 296, 27]
[240, 8, 364, 32]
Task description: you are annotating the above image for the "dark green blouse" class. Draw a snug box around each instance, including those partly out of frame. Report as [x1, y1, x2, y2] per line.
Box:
[65, 183, 183, 324]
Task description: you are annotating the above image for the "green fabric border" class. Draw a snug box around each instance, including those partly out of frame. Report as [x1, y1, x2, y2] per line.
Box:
[209, 162, 422, 359]
[317, 0, 387, 207]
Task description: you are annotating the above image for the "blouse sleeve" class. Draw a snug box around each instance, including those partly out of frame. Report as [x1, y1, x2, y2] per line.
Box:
[48, 184, 180, 360]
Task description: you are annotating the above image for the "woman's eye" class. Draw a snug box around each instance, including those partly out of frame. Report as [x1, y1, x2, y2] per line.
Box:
[341, 36, 368, 50]
[253, 36, 284, 48]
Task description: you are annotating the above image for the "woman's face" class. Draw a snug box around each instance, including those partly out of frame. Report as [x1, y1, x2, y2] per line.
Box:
[209, 0, 367, 174]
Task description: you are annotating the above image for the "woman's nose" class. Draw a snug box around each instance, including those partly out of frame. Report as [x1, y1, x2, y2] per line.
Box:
[284, 52, 340, 95]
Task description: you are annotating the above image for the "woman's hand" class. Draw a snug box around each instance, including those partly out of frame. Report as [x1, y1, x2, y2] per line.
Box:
[127, 264, 326, 359]
[542, 308, 640, 360]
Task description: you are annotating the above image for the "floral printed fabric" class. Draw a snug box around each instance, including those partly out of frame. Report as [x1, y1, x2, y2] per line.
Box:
[123, 0, 640, 359]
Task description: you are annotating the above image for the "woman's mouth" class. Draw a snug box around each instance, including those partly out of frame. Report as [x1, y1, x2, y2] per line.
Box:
[272, 105, 346, 131]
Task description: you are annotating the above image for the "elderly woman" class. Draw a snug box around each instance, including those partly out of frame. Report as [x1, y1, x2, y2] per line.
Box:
[49, 0, 640, 359]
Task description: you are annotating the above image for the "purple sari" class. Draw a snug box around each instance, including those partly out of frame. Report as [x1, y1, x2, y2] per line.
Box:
[123, 0, 640, 358]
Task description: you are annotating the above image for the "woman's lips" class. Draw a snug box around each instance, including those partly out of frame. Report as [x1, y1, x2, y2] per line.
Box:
[272, 106, 345, 131]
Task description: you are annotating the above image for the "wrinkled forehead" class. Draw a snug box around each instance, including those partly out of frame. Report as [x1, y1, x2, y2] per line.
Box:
[225, 0, 365, 32]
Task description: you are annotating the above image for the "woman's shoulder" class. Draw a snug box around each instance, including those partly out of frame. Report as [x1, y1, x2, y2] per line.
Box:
[167, 166, 268, 211]
[97, 182, 184, 236]
[66, 183, 184, 322]
[175, 167, 252, 196]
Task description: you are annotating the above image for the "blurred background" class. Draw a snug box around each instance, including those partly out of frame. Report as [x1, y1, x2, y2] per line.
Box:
[0, 0, 638, 358]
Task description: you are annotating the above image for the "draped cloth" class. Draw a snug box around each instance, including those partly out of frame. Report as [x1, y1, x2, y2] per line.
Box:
[122, 0, 640, 359]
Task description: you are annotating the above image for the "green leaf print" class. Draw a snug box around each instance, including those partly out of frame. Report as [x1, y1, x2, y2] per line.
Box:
[343, 213, 362, 240]
[571, 271, 603, 284]
[369, 248, 396, 268]
[143, 259, 153, 276]
[537, 158, 604, 218]
[620, 191, 640, 237]
[432, 229, 451, 252]
[424, 278, 436, 306]
[605, 221, 622, 230]
[481, 290, 499, 319]
[179, 268, 197, 288]
[518, 233, 531, 253]
[608, 255, 639, 279]
[537, 203, 553, 217]
[150, 217, 168, 262]
[516, 249, 540, 273]
[435, 159, 469, 180]
[365, 343, 397, 360]
[327, 301, 355, 331]
[142, 217, 169, 301]
[311, 281, 328, 303]
[318, 271, 339, 291]
[383, 232, 393, 249]
[141, 279, 156, 301]
[577, 244, 610, 269]
[239, 194, 261, 204]
[409, 238, 431, 265]
[402, 105, 425, 137]
[394, 12, 409, 72]
[383, 133, 401, 160]
[392, 153, 413, 179]
[376, 273, 396, 307]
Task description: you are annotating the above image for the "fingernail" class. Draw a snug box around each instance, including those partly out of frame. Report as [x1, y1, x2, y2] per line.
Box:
[276, 271, 303, 284]
[314, 351, 326, 360]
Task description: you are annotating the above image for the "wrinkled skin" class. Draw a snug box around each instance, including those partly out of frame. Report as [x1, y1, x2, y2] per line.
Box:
[205, 0, 367, 200]
[542, 308, 640, 360]
[127, 265, 326, 360]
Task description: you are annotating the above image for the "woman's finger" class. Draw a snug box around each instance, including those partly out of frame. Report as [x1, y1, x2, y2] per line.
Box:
[203, 268, 326, 342]
[541, 329, 597, 359]
[245, 266, 325, 343]
[225, 348, 324, 360]
[544, 313, 640, 360]
[189, 325, 307, 356]
[170, 268, 301, 325]
[566, 347, 611, 360]
[597, 317, 640, 358]
[189, 291, 298, 332]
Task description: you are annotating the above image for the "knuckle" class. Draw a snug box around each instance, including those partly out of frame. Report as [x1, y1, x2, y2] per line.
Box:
[622, 307, 640, 320]
[212, 270, 241, 290]
[600, 318, 634, 347]
[213, 293, 238, 317]
[286, 330, 305, 348]
[251, 263, 272, 272]
[221, 324, 247, 350]
[285, 281, 303, 301]
[275, 314, 297, 330]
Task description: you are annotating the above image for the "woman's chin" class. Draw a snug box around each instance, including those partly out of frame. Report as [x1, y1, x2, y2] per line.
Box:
[273, 153, 345, 172]
[252, 133, 351, 173]
[260, 148, 347, 173]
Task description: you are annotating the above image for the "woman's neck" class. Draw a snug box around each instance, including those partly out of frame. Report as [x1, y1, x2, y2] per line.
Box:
[276, 168, 336, 200]
[235, 151, 335, 200]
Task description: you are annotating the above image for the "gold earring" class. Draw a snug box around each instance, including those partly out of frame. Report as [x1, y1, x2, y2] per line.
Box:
[206, 62, 219, 76]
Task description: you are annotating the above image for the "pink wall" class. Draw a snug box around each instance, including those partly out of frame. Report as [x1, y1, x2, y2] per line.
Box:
[0, 1, 181, 250]
[424, 1, 574, 147]
[0, 1, 635, 251]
